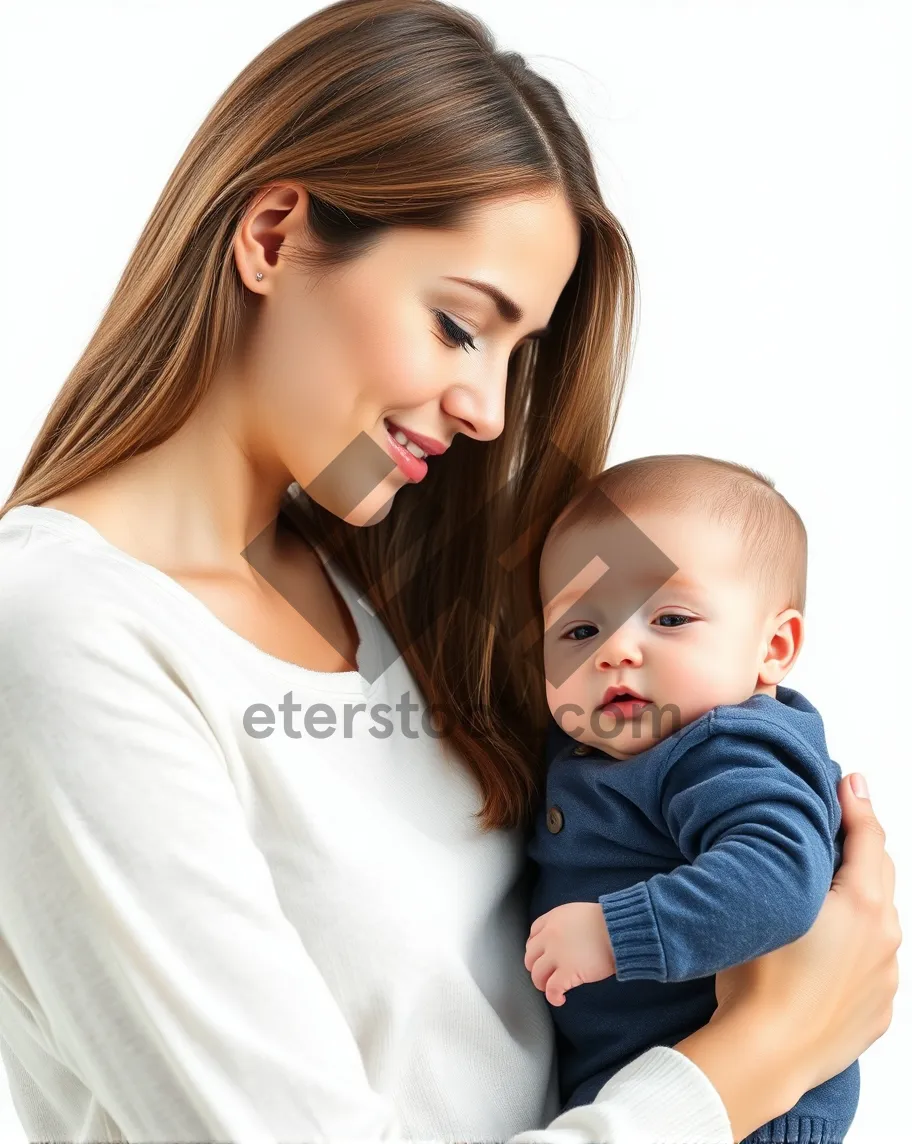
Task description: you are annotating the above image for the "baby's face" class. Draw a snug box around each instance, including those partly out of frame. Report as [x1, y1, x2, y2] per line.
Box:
[540, 506, 777, 760]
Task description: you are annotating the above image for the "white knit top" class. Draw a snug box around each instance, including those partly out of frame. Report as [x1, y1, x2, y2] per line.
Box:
[0, 504, 732, 1144]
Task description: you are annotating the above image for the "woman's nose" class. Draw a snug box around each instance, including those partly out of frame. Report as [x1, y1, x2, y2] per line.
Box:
[440, 370, 507, 442]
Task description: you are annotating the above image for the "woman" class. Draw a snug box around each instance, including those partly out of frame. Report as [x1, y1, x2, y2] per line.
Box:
[0, 1, 899, 1141]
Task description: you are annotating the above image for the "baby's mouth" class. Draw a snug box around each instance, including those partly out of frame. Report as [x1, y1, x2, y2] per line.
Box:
[597, 692, 652, 711]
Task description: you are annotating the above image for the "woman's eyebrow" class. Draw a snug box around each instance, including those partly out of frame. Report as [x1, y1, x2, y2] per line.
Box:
[443, 276, 551, 338]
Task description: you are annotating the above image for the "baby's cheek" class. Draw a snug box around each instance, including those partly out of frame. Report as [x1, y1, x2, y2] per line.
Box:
[666, 663, 732, 724]
[545, 677, 586, 730]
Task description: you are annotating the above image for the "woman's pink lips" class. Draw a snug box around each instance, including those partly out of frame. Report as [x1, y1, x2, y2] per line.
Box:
[387, 421, 448, 456]
[384, 424, 429, 482]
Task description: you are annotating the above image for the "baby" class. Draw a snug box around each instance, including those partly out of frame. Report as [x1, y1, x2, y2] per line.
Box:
[524, 454, 860, 1144]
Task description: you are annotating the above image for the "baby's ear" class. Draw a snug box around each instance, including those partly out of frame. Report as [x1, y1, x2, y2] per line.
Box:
[759, 609, 804, 684]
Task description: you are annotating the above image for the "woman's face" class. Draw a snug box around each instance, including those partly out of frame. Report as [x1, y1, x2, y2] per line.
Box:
[234, 185, 581, 524]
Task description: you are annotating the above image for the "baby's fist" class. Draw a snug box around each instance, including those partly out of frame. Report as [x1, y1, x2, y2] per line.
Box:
[524, 902, 616, 1006]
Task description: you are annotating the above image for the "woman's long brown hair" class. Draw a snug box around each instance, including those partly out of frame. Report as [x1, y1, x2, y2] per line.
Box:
[1, 0, 636, 833]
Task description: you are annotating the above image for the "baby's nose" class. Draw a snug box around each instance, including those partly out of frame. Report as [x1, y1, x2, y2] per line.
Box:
[595, 625, 643, 668]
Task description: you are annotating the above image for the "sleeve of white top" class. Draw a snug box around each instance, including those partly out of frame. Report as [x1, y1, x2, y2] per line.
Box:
[0, 581, 403, 1143]
[508, 1044, 734, 1144]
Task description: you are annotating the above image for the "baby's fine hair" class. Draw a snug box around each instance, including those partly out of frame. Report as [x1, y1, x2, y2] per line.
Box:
[548, 454, 808, 614]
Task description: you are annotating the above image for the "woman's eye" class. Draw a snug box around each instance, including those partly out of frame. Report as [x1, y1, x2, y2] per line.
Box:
[434, 309, 477, 353]
[655, 614, 694, 628]
[562, 624, 599, 641]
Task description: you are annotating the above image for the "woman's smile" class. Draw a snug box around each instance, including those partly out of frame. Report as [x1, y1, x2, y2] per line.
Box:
[383, 417, 448, 482]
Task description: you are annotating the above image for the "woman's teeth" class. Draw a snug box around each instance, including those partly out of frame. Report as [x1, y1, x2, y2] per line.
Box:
[390, 426, 427, 459]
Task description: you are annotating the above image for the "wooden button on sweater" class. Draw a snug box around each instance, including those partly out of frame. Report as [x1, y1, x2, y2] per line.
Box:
[546, 806, 564, 833]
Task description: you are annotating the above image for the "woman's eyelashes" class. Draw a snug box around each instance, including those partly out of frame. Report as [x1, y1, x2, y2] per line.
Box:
[433, 309, 477, 353]
[433, 308, 530, 361]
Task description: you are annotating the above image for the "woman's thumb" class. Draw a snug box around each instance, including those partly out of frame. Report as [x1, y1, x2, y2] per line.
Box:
[836, 772, 887, 881]
[848, 772, 870, 800]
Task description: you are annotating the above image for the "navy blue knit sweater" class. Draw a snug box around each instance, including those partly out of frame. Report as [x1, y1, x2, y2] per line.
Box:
[527, 684, 860, 1144]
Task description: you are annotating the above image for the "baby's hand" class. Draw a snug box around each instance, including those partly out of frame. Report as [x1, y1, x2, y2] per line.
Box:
[524, 902, 617, 1006]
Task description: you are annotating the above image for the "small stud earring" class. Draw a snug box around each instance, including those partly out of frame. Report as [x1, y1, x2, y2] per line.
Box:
[255, 272, 264, 281]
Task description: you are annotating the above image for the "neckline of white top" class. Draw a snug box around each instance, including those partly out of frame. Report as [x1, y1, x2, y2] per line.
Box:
[1, 503, 386, 696]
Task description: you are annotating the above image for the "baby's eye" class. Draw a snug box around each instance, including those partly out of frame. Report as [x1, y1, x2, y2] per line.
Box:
[562, 623, 599, 641]
[654, 614, 695, 628]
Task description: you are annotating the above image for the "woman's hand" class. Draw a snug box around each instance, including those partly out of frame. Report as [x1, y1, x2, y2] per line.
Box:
[712, 772, 900, 1089]
[676, 773, 901, 1141]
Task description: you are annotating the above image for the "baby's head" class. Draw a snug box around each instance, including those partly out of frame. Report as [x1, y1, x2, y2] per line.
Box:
[539, 454, 807, 760]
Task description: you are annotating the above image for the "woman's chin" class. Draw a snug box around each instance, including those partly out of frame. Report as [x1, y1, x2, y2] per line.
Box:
[343, 485, 398, 527]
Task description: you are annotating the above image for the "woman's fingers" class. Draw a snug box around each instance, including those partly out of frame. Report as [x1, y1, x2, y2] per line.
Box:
[832, 774, 888, 907]
[833, 774, 901, 1016]
[883, 849, 896, 902]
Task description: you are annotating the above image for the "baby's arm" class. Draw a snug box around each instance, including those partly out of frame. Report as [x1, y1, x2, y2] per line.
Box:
[600, 731, 836, 984]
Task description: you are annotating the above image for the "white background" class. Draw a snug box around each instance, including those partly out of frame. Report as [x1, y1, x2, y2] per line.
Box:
[1, 1, 909, 1140]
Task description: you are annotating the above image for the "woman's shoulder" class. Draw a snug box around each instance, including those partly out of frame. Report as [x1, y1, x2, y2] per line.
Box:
[0, 506, 171, 669]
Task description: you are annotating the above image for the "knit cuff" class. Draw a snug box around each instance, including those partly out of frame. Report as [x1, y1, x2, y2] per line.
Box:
[592, 1044, 734, 1143]
[599, 880, 667, 981]
[507, 1045, 733, 1144]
